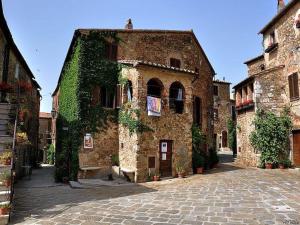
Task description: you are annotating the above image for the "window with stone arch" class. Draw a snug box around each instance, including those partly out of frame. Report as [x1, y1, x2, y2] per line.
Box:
[169, 81, 185, 114]
[147, 78, 164, 98]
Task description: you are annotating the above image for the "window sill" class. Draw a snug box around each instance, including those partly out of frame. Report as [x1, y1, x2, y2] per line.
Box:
[265, 43, 278, 53]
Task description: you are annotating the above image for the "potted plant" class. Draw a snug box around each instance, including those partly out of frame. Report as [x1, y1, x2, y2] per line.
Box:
[0, 204, 11, 215]
[175, 147, 189, 178]
[0, 82, 13, 93]
[153, 173, 160, 181]
[0, 152, 12, 166]
[265, 161, 273, 169]
[0, 171, 11, 187]
[192, 151, 204, 174]
[278, 160, 285, 169]
[209, 148, 219, 169]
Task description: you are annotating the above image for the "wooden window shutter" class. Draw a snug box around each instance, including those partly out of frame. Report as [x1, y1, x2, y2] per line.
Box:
[115, 84, 122, 108]
[111, 43, 118, 61]
[199, 98, 202, 129]
[288, 75, 293, 99]
[91, 86, 100, 106]
[293, 73, 299, 99]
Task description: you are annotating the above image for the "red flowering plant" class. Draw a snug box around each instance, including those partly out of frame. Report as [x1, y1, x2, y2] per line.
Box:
[17, 81, 33, 93]
[0, 82, 13, 93]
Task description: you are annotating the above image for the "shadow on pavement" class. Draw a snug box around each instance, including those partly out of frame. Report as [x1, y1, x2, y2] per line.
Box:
[11, 165, 156, 224]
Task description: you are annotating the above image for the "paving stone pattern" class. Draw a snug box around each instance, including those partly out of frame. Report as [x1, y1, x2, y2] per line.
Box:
[10, 154, 300, 225]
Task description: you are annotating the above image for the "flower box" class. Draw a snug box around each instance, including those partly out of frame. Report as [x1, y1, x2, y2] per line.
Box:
[0, 82, 13, 93]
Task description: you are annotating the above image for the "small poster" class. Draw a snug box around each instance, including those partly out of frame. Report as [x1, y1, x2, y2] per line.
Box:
[162, 153, 167, 161]
[161, 142, 167, 152]
[84, 133, 93, 149]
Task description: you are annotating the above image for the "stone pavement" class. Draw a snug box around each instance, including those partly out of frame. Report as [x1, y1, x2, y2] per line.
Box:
[10, 154, 300, 225]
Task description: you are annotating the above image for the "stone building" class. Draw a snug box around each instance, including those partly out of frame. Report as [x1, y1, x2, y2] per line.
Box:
[38, 112, 52, 163]
[52, 20, 215, 182]
[233, 0, 300, 167]
[213, 79, 235, 152]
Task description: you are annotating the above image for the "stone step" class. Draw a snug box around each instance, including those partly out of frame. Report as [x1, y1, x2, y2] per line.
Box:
[0, 132, 7, 136]
[0, 114, 9, 121]
[0, 191, 10, 202]
[0, 136, 12, 145]
[0, 120, 8, 126]
[0, 215, 9, 225]
[0, 104, 10, 110]
[0, 109, 10, 115]
[0, 125, 7, 131]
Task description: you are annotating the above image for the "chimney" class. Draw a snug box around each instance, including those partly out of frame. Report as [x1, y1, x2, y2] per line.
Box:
[125, 19, 133, 29]
[278, 0, 285, 12]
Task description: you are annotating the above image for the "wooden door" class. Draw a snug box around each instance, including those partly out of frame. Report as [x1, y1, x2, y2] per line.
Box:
[222, 131, 227, 148]
[293, 131, 300, 167]
[159, 141, 172, 177]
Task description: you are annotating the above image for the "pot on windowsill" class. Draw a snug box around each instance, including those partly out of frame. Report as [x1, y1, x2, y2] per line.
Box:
[265, 162, 273, 169]
[196, 167, 204, 174]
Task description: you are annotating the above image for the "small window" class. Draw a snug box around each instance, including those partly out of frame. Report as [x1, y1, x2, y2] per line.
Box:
[288, 73, 299, 100]
[193, 96, 202, 127]
[169, 82, 185, 114]
[100, 86, 115, 108]
[148, 156, 155, 169]
[105, 42, 118, 61]
[269, 31, 275, 46]
[213, 85, 218, 96]
[195, 67, 199, 74]
[170, 58, 181, 68]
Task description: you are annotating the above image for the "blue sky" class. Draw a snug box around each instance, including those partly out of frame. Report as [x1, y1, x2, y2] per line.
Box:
[2, 0, 278, 112]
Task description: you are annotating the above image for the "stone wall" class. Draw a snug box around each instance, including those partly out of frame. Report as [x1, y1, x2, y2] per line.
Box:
[135, 67, 193, 182]
[0, 29, 6, 81]
[213, 81, 234, 151]
[236, 1, 300, 167]
[78, 120, 119, 178]
[236, 110, 257, 166]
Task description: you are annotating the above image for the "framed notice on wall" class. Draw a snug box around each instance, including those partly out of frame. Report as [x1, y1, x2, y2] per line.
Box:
[161, 142, 167, 152]
[84, 133, 93, 149]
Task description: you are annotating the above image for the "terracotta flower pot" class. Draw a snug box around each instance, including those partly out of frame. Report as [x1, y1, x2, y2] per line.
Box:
[178, 172, 185, 178]
[265, 163, 273, 169]
[196, 167, 204, 174]
[153, 176, 160, 181]
[0, 207, 9, 215]
[279, 164, 285, 169]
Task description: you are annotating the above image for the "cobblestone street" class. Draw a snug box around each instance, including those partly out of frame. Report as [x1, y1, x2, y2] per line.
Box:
[11, 153, 300, 225]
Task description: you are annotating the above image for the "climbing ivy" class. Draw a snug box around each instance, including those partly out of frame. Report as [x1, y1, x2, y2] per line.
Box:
[119, 102, 153, 135]
[56, 31, 151, 181]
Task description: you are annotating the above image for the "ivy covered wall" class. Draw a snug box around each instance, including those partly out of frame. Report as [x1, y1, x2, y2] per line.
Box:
[55, 31, 122, 181]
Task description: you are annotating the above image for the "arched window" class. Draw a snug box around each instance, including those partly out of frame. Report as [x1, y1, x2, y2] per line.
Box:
[147, 78, 163, 98]
[169, 82, 185, 114]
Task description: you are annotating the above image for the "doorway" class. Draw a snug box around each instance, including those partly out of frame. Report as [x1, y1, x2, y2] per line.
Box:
[293, 130, 300, 167]
[222, 131, 228, 148]
[159, 140, 173, 177]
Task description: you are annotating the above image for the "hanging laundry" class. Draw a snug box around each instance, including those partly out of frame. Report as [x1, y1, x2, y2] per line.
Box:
[147, 96, 161, 116]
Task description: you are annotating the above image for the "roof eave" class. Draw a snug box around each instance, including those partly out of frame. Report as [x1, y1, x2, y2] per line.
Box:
[259, 0, 298, 34]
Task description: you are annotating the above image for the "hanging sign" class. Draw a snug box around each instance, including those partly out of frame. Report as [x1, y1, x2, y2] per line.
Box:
[84, 133, 93, 149]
